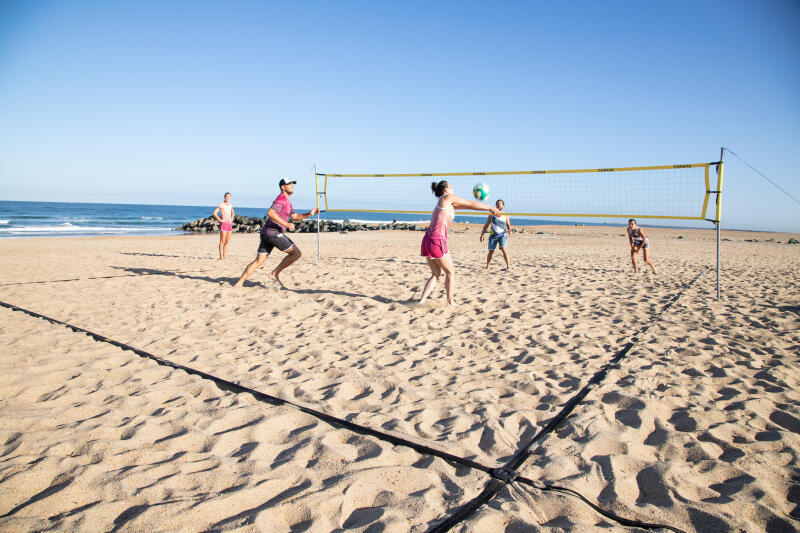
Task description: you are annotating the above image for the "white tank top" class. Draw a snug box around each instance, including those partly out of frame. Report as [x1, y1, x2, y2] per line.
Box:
[490, 214, 506, 235]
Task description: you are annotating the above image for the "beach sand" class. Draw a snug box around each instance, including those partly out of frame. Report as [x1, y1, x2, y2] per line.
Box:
[0, 226, 798, 531]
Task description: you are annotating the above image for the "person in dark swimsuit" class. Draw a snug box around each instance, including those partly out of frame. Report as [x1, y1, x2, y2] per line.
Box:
[627, 218, 656, 273]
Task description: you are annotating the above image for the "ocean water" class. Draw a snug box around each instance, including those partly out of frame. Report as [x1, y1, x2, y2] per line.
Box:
[0, 201, 284, 238]
[0, 200, 603, 239]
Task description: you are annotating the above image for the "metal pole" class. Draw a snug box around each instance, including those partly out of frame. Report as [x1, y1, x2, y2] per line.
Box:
[716, 221, 720, 299]
[315, 164, 320, 262]
[716, 147, 724, 299]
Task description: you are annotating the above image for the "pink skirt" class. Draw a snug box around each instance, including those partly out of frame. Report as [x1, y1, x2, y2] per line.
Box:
[420, 235, 448, 258]
[220, 222, 233, 232]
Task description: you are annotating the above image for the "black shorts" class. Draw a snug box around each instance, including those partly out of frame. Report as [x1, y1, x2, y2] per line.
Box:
[258, 230, 294, 254]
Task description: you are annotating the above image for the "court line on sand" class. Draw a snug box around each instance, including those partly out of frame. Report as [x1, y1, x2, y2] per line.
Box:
[0, 284, 698, 532]
[430, 269, 704, 532]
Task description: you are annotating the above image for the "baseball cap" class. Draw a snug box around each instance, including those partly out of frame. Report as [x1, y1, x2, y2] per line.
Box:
[279, 178, 297, 188]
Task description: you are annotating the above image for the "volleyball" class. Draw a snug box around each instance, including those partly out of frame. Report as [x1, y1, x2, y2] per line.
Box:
[472, 182, 490, 200]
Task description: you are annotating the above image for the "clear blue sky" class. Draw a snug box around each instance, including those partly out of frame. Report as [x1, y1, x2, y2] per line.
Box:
[1, 1, 798, 231]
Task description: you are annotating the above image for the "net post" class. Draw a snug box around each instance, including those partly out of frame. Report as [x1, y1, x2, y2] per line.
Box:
[314, 164, 320, 262]
[716, 221, 720, 299]
[716, 148, 725, 299]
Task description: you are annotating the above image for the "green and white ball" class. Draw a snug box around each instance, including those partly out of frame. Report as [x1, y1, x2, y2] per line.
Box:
[472, 182, 490, 200]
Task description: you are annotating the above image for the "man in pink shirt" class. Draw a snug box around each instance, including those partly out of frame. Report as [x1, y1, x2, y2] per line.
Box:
[233, 179, 318, 287]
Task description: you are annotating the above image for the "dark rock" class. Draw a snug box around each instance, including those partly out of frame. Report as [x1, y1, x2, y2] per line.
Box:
[788, 238, 799, 244]
[178, 216, 428, 234]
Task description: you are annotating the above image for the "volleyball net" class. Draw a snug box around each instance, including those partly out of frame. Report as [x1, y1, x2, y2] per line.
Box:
[316, 161, 723, 222]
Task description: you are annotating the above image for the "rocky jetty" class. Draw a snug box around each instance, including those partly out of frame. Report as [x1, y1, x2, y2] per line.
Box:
[177, 215, 424, 233]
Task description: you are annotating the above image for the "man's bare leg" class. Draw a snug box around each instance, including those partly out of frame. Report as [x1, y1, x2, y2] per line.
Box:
[233, 253, 268, 286]
[486, 249, 494, 268]
[500, 246, 510, 269]
[269, 246, 301, 286]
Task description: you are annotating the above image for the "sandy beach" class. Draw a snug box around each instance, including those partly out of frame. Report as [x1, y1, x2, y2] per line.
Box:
[0, 225, 798, 532]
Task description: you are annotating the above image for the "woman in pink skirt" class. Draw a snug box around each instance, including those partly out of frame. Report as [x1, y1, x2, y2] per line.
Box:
[212, 192, 235, 260]
[419, 181, 499, 306]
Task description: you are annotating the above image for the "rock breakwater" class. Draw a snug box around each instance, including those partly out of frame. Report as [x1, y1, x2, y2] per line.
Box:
[177, 215, 424, 233]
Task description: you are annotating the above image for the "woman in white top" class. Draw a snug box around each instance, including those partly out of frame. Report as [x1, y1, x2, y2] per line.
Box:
[212, 192, 235, 260]
[627, 218, 656, 273]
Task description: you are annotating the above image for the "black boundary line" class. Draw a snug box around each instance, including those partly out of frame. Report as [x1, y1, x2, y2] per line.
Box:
[427, 270, 705, 533]
[0, 296, 691, 532]
[514, 477, 684, 533]
[0, 300, 489, 474]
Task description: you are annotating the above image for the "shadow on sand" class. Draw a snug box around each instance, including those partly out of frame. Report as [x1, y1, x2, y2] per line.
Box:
[341, 256, 627, 275]
[113, 266, 237, 285]
[112, 266, 410, 305]
[118, 251, 211, 259]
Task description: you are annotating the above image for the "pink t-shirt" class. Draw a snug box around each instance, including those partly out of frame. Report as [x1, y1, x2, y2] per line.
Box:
[262, 193, 294, 234]
[217, 202, 233, 223]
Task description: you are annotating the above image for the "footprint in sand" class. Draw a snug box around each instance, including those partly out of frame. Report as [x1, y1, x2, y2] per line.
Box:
[770, 410, 800, 434]
[668, 408, 697, 432]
